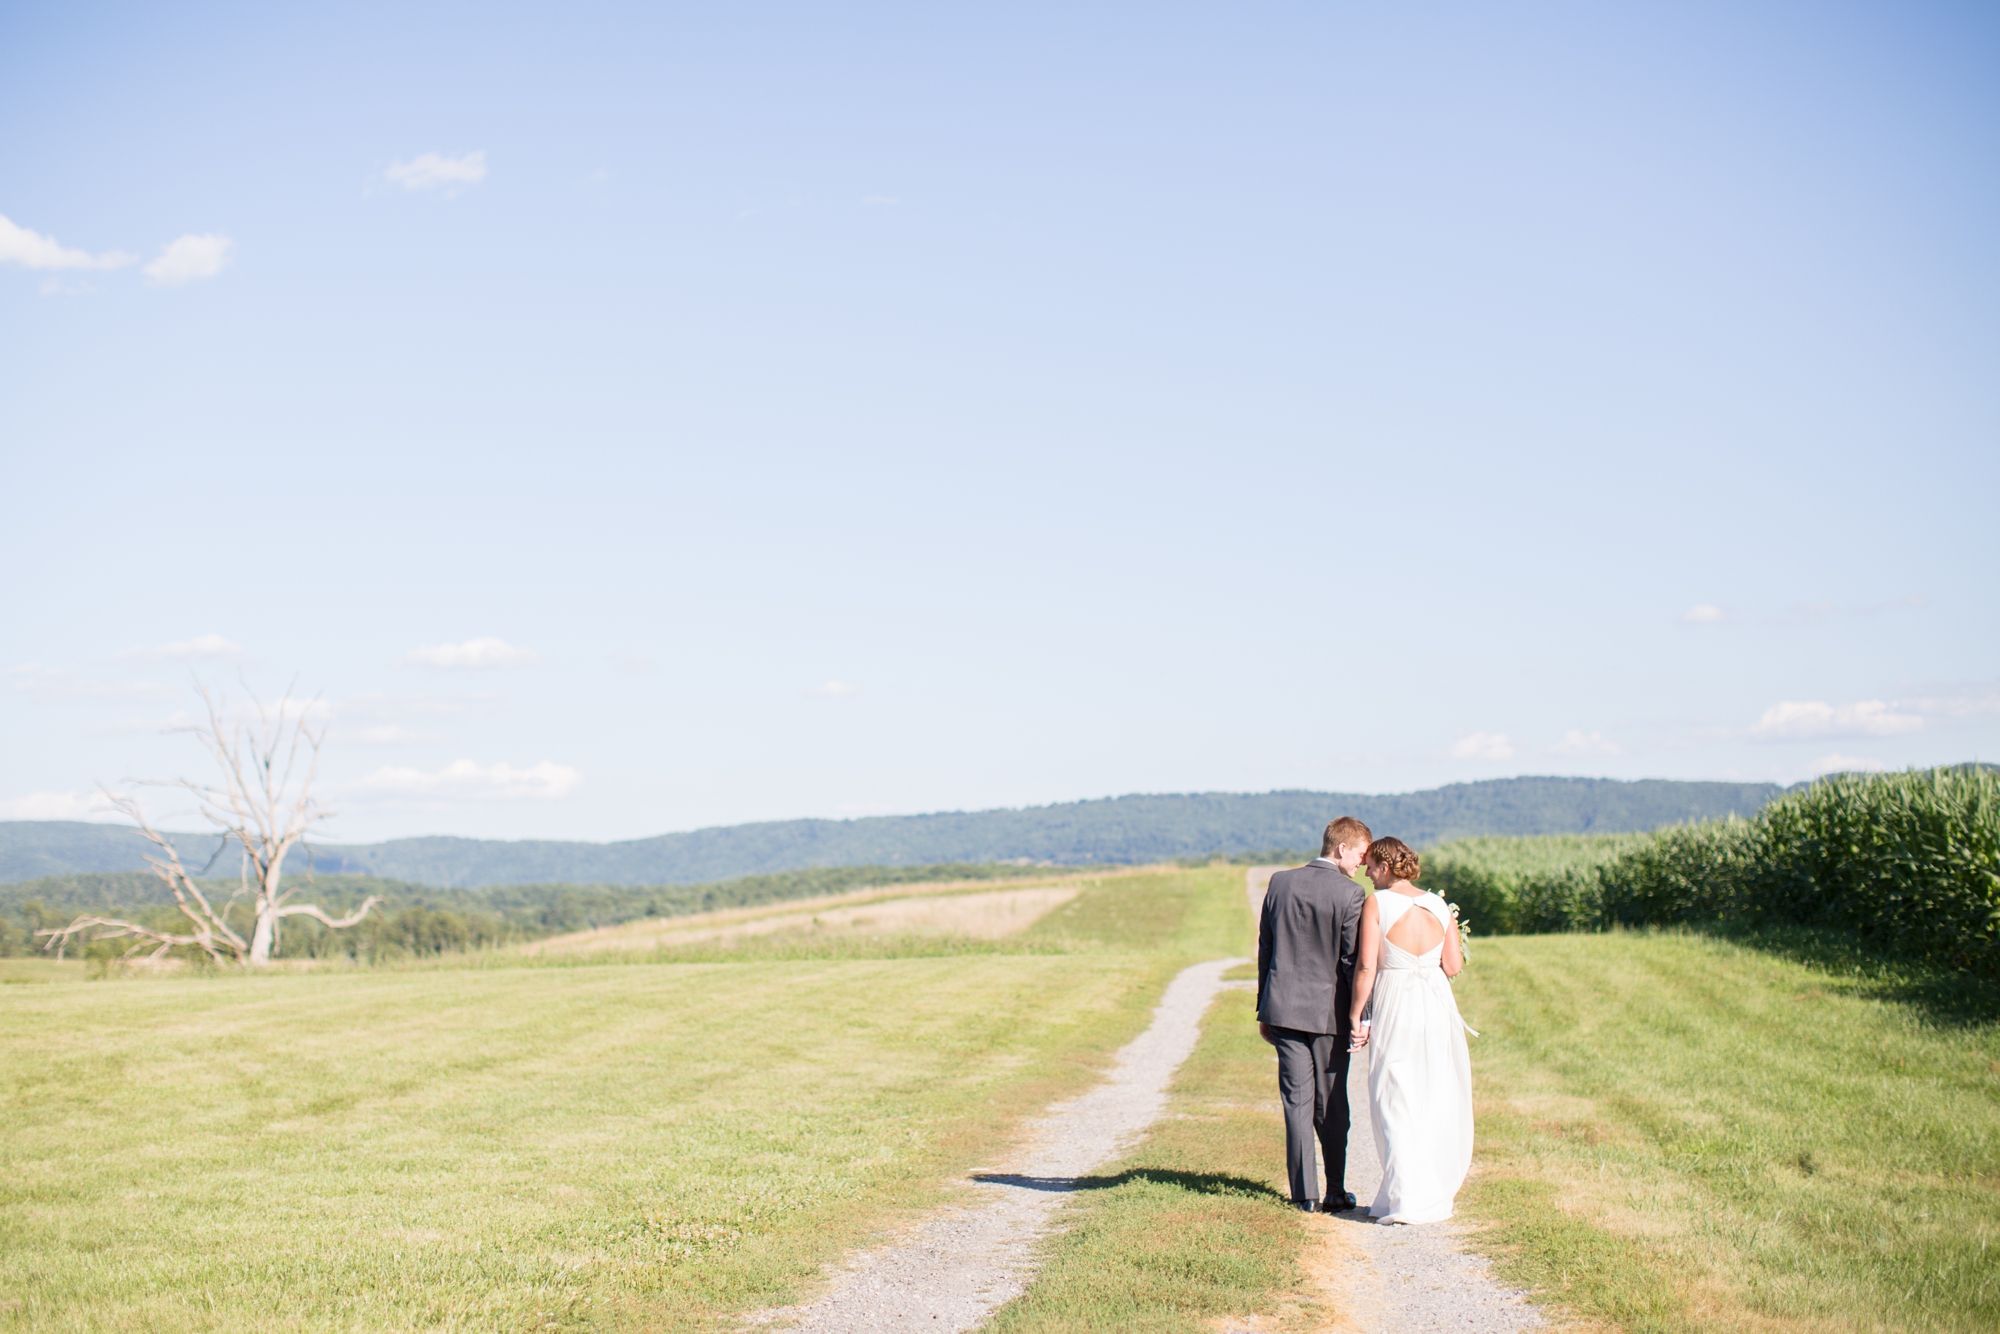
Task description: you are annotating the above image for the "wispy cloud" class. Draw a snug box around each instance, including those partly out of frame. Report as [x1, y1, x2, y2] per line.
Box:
[386, 151, 488, 191]
[351, 725, 438, 745]
[1683, 597, 1925, 629]
[0, 214, 136, 271]
[1450, 731, 1514, 761]
[0, 789, 124, 821]
[144, 234, 233, 285]
[357, 759, 580, 801]
[10, 664, 172, 703]
[807, 680, 858, 697]
[1811, 753, 1889, 776]
[1750, 700, 1923, 741]
[1893, 680, 2000, 721]
[400, 638, 541, 669]
[340, 691, 494, 720]
[1550, 729, 1620, 756]
[118, 633, 241, 661]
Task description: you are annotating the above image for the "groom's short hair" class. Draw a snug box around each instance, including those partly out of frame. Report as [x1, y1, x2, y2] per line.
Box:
[1322, 817, 1373, 857]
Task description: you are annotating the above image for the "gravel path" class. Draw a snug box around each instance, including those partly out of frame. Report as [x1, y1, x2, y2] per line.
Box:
[1232, 868, 1545, 1334]
[1303, 1069, 1545, 1333]
[748, 957, 1247, 1333]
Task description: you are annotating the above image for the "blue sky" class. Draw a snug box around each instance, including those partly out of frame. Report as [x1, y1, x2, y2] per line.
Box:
[3, 0, 1996, 842]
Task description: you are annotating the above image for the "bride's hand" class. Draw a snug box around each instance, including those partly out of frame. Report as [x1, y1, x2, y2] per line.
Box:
[1347, 1023, 1370, 1052]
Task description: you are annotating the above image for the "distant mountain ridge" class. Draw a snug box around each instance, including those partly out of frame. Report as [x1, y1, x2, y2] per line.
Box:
[0, 777, 1781, 887]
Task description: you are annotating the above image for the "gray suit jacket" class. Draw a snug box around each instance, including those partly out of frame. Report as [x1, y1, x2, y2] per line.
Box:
[1256, 858, 1366, 1036]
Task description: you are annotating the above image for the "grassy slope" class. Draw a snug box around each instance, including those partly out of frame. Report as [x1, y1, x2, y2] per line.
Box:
[1456, 932, 2000, 1333]
[0, 867, 1243, 1333]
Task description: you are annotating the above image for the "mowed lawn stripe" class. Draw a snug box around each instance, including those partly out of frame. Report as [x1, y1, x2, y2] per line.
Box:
[1456, 932, 2000, 1333]
[1, 952, 1181, 1332]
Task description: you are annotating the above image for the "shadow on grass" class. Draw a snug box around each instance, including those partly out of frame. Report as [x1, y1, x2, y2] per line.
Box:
[1713, 923, 2000, 1027]
[972, 1169, 1287, 1202]
[1557, 922, 2000, 1028]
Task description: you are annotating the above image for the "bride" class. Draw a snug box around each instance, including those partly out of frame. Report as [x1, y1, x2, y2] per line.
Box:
[1347, 836, 1475, 1225]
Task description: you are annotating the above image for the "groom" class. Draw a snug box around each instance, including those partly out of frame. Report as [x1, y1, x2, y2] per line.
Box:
[1256, 816, 1371, 1212]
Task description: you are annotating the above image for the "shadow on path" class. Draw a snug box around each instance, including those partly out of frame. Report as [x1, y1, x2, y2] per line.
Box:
[972, 1168, 1287, 1202]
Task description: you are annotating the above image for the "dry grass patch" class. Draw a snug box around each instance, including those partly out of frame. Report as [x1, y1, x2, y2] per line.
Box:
[526, 876, 1097, 957]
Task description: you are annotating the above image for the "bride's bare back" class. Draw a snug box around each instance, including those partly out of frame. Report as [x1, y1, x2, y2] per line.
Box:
[1382, 885, 1445, 952]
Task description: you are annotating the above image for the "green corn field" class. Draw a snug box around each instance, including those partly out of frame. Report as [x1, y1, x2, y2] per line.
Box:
[1423, 766, 2000, 976]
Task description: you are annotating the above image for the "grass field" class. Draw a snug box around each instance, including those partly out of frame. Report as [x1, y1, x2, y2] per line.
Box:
[0, 866, 1244, 1332]
[988, 918, 2000, 1333]
[10, 860, 2000, 1333]
[1454, 931, 2000, 1333]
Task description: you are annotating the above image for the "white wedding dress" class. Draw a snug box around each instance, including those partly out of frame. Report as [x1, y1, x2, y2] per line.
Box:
[1366, 889, 1475, 1225]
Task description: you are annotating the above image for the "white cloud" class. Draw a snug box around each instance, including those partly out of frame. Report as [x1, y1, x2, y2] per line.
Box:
[1810, 753, 1889, 776]
[385, 151, 488, 191]
[400, 638, 541, 669]
[1681, 604, 1726, 624]
[352, 724, 440, 745]
[1450, 731, 1515, 761]
[0, 790, 124, 821]
[1550, 729, 1621, 756]
[807, 680, 858, 697]
[357, 759, 580, 801]
[143, 234, 233, 285]
[118, 634, 242, 661]
[0, 214, 136, 271]
[1750, 700, 1924, 741]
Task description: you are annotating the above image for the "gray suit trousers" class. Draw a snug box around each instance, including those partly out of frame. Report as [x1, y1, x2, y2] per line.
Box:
[1272, 1026, 1352, 1204]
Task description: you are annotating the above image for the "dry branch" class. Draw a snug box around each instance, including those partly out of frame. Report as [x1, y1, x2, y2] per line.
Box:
[43, 682, 380, 966]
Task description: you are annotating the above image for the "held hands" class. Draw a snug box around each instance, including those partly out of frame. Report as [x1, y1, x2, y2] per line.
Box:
[1347, 1021, 1370, 1052]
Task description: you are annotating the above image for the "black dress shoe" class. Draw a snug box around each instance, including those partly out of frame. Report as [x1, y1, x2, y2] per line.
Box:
[1293, 1200, 1317, 1212]
[1321, 1192, 1358, 1212]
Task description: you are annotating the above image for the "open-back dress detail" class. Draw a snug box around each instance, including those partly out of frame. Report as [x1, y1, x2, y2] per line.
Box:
[1366, 889, 1475, 1225]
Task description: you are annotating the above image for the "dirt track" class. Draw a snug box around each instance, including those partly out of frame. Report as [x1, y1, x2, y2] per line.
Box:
[746, 957, 1246, 1333]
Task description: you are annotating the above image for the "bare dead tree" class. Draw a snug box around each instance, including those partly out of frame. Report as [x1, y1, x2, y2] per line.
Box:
[39, 683, 380, 966]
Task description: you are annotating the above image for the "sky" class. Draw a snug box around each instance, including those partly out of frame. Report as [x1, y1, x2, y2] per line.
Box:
[3, 0, 1996, 844]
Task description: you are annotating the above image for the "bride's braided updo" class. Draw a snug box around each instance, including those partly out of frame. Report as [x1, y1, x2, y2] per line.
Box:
[1367, 836, 1421, 882]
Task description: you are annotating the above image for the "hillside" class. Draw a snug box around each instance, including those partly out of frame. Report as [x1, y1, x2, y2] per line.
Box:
[0, 862, 1061, 948]
[0, 777, 1779, 887]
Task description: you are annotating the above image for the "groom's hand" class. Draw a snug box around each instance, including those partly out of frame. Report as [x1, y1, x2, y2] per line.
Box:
[1258, 1022, 1275, 1045]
